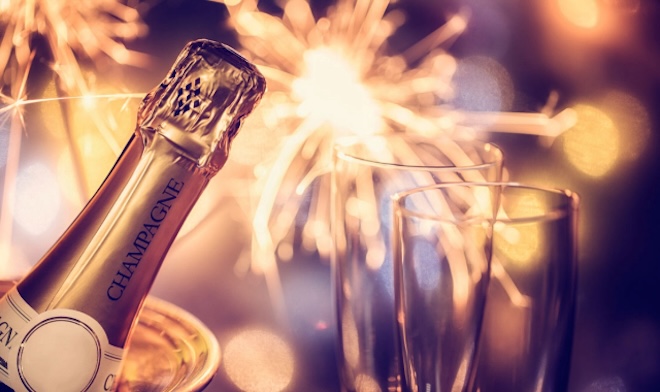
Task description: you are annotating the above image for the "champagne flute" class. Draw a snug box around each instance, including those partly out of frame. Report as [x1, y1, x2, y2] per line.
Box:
[331, 134, 502, 391]
[393, 182, 579, 392]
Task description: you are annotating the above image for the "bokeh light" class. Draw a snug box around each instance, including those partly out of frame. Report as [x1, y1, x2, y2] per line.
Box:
[451, 56, 514, 113]
[557, 0, 600, 28]
[0, 1, 655, 390]
[556, 90, 651, 178]
[495, 223, 540, 268]
[223, 328, 295, 392]
[14, 163, 61, 235]
[494, 192, 545, 267]
[561, 103, 619, 178]
[600, 90, 651, 162]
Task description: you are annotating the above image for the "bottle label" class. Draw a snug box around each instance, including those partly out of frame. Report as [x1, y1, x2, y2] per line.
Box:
[0, 288, 122, 391]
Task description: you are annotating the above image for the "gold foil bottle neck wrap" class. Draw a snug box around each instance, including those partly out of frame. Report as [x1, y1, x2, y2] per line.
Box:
[138, 39, 266, 171]
[0, 40, 266, 391]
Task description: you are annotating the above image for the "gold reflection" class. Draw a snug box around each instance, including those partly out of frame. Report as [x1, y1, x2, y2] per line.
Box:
[561, 104, 619, 177]
[223, 329, 295, 392]
[495, 224, 540, 267]
[557, 0, 599, 28]
[494, 194, 545, 267]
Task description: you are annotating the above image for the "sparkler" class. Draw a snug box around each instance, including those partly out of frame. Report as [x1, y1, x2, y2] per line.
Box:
[0, 0, 149, 97]
[213, 0, 575, 279]
[221, 0, 468, 273]
[0, 0, 149, 177]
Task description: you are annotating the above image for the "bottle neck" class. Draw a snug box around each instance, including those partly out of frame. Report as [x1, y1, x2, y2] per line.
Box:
[24, 132, 212, 346]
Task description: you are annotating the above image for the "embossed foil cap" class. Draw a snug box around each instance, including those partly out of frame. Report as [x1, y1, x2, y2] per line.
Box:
[137, 39, 266, 170]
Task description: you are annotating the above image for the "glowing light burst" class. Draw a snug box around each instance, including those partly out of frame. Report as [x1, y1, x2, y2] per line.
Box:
[292, 47, 383, 136]
[558, 0, 600, 28]
[215, 0, 574, 280]
[0, 0, 149, 98]
[217, 0, 471, 271]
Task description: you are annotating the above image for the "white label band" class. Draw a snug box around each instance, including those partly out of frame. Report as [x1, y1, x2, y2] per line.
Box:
[0, 288, 123, 391]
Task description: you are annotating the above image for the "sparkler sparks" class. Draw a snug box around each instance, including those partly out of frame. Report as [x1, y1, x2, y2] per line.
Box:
[215, 0, 574, 279]
[0, 0, 149, 96]
[218, 0, 471, 272]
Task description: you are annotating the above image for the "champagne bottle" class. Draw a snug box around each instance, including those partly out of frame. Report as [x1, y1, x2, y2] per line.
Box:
[0, 39, 266, 391]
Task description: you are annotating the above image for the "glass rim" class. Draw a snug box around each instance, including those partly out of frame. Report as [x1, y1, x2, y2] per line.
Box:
[333, 134, 502, 172]
[393, 181, 580, 224]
